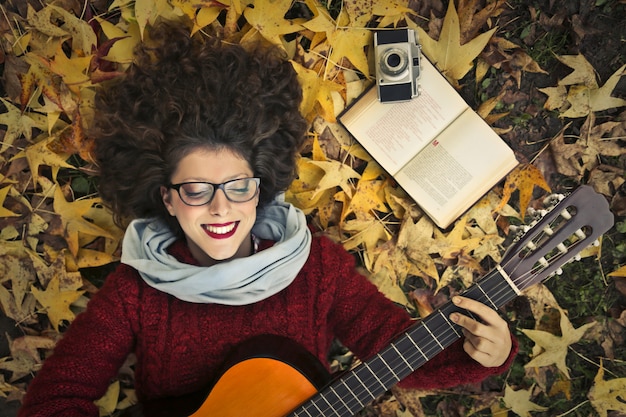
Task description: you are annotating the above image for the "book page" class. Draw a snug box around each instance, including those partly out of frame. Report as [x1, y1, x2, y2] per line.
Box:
[339, 58, 469, 175]
[394, 109, 518, 228]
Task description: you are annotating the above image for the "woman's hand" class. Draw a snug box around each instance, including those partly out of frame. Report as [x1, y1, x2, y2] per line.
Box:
[449, 295, 512, 368]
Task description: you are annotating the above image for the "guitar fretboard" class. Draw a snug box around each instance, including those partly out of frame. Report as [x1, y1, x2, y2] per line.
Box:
[288, 268, 519, 417]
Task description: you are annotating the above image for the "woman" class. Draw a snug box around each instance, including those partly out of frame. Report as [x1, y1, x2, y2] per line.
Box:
[18, 21, 516, 416]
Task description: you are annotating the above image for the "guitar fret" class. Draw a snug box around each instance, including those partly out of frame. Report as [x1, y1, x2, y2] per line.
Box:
[476, 282, 497, 309]
[341, 378, 364, 407]
[377, 352, 401, 381]
[406, 332, 429, 360]
[438, 309, 461, 337]
[391, 344, 413, 373]
[330, 385, 351, 414]
[422, 322, 444, 350]
[353, 371, 375, 400]
[365, 361, 388, 389]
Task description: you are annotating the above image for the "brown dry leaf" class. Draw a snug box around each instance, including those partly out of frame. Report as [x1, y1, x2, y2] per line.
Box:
[495, 164, 550, 218]
[550, 113, 626, 179]
[456, 0, 506, 43]
[539, 54, 626, 118]
[0, 335, 55, 382]
[522, 307, 597, 378]
[429, 215, 484, 261]
[588, 362, 626, 417]
[413, 0, 497, 84]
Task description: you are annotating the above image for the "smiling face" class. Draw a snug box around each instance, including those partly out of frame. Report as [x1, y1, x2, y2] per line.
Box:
[161, 148, 259, 266]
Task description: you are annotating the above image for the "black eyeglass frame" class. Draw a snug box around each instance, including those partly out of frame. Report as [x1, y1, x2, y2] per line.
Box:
[168, 177, 261, 206]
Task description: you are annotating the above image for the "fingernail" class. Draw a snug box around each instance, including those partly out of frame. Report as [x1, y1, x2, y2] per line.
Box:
[452, 296, 461, 305]
[450, 313, 459, 322]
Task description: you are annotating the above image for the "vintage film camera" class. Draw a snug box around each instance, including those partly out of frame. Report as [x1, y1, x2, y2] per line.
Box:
[374, 28, 422, 103]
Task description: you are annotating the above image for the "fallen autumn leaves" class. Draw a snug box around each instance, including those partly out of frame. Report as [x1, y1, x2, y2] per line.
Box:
[1, 0, 625, 416]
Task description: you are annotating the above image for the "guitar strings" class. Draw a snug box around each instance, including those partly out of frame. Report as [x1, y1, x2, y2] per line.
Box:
[293, 208, 590, 416]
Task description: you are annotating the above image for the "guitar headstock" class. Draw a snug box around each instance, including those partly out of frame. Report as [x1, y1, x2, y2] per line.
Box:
[501, 185, 614, 292]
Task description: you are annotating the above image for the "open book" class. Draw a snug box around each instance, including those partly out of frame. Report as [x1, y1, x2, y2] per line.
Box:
[338, 57, 518, 228]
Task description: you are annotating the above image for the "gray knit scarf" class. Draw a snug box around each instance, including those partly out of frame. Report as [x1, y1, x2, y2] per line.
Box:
[120, 199, 312, 305]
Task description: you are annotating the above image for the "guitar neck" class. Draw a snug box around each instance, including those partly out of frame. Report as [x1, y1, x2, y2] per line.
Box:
[288, 268, 519, 417]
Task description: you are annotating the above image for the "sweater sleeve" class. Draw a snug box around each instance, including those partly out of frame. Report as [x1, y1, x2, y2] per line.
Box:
[18, 266, 139, 417]
[319, 236, 517, 390]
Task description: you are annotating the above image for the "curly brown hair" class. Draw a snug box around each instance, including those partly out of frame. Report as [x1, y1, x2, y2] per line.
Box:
[93, 22, 307, 234]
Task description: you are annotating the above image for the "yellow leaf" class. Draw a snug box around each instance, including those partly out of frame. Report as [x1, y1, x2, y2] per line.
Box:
[608, 265, 626, 278]
[95, 18, 141, 66]
[52, 186, 114, 257]
[95, 381, 121, 416]
[308, 159, 361, 198]
[522, 307, 596, 378]
[243, 0, 304, 45]
[16, 133, 75, 185]
[342, 218, 391, 253]
[0, 186, 19, 217]
[415, 0, 496, 83]
[328, 28, 373, 78]
[31, 274, 85, 332]
[47, 5, 97, 54]
[0, 98, 41, 152]
[344, 179, 388, 221]
[495, 164, 550, 218]
[502, 384, 548, 417]
[588, 362, 626, 417]
[292, 61, 343, 122]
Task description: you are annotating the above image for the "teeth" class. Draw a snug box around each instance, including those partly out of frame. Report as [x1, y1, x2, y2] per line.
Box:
[205, 223, 236, 235]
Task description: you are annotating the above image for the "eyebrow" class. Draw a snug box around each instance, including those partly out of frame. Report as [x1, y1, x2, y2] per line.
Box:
[174, 173, 254, 183]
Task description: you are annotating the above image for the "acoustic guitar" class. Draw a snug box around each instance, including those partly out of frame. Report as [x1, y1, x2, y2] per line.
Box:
[128, 185, 614, 417]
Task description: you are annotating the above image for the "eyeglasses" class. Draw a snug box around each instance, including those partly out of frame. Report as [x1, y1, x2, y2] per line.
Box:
[168, 177, 260, 206]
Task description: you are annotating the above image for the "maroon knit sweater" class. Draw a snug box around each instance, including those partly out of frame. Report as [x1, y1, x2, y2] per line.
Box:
[19, 235, 517, 416]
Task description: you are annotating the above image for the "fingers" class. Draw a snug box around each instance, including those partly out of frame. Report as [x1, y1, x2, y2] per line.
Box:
[450, 296, 512, 367]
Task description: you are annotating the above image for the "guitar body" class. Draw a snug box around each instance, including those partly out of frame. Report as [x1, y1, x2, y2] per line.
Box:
[135, 335, 329, 417]
[190, 356, 317, 416]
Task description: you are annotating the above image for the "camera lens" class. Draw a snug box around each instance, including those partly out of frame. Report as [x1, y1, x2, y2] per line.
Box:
[380, 48, 408, 76]
[387, 53, 401, 68]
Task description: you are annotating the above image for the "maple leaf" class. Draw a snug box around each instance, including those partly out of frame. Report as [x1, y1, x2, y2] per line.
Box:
[341, 217, 391, 254]
[429, 215, 484, 261]
[291, 61, 343, 122]
[588, 362, 626, 417]
[343, 179, 389, 221]
[46, 5, 97, 54]
[550, 113, 626, 179]
[413, 0, 496, 83]
[0, 98, 43, 152]
[502, 384, 549, 417]
[327, 27, 373, 80]
[308, 159, 361, 199]
[243, 0, 305, 45]
[495, 164, 550, 218]
[95, 18, 141, 66]
[0, 335, 55, 382]
[396, 215, 439, 282]
[52, 186, 115, 257]
[0, 185, 19, 217]
[539, 54, 626, 118]
[14, 132, 75, 186]
[522, 307, 596, 378]
[31, 273, 85, 332]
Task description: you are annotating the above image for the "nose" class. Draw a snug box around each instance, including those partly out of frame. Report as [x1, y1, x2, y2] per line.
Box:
[208, 188, 231, 215]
